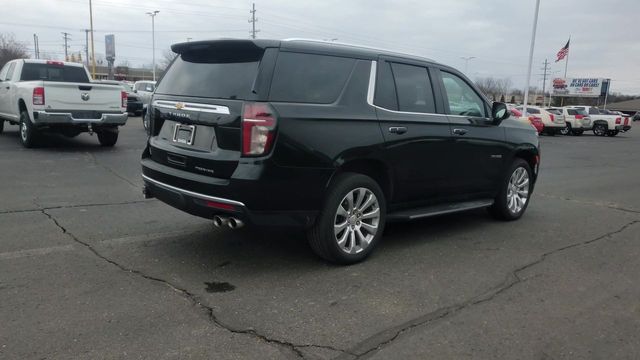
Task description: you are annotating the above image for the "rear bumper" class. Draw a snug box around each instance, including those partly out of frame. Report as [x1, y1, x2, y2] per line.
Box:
[33, 111, 128, 125]
[622, 125, 631, 131]
[141, 157, 333, 228]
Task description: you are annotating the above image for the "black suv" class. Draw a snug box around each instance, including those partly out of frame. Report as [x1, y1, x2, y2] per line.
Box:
[141, 39, 540, 264]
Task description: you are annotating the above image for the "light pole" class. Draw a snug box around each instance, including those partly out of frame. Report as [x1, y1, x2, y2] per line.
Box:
[522, 0, 541, 116]
[460, 56, 475, 74]
[146, 10, 159, 81]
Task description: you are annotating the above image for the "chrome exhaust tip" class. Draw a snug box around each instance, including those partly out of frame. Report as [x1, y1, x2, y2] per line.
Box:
[227, 217, 244, 229]
[213, 215, 228, 228]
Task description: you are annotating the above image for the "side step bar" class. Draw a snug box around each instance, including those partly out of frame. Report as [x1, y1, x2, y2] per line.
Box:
[387, 199, 494, 221]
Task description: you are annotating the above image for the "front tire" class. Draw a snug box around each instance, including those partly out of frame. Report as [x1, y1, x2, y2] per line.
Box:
[571, 129, 584, 136]
[560, 123, 571, 136]
[97, 129, 118, 147]
[19, 110, 39, 148]
[606, 130, 619, 137]
[307, 173, 386, 264]
[488, 159, 533, 221]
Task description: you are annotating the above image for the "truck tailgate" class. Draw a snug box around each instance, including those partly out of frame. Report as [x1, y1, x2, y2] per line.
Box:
[43, 81, 123, 112]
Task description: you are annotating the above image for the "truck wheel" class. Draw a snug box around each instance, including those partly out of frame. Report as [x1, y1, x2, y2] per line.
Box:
[593, 123, 607, 136]
[307, 172, 386, 264]
[19, 110, 38, 148]
[560, 123, 571, 135]
[0, 120, 4, 134]
[488, 158, 533, 221]
[97, 129, 118, 147]
[571, 129, 584, 136]
[606, 130, 619, 137]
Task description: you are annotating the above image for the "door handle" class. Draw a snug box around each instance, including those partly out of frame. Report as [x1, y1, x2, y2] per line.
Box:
[452, 128, 468, 136]
[388, 126, 407, 135]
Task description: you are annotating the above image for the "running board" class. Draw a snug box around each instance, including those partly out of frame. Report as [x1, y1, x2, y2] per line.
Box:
[387, 199, 494, 221]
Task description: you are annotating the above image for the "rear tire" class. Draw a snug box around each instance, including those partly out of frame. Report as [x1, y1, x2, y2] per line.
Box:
[606, 130, 619, 137]
[488, 158, 533, 221]
[560, 123, 571, 136]
[19, 110, 38, 148]
[571, 129, 584, 136]
[593, 123, 607, 136]
[307, 173, 386, 264]
[97, 129, 118, 147]
[0, 119, 4, 134]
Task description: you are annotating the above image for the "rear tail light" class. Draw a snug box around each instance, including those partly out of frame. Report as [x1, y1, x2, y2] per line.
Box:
[549, 114, 555, 121]
[121, 91, 127, 108]
[46, 60, 64, 66]
[33, 87, 45, 105]
[615, 117, 621, 124]
[575, 114, 584, 120]
[242, 102, 277, 156]
[624, 118, 629, 125]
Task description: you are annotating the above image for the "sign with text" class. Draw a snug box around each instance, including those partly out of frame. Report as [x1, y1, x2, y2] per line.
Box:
[552, 78, 606, 97]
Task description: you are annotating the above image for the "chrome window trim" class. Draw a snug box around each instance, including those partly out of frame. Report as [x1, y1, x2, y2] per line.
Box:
[142, 174, 246, 207]
[366, 60, 447, 117]
[152, 100, 230, 115]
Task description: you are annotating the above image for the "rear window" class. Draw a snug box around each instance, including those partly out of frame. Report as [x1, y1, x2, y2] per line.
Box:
[155, 47, 263, 100]
[21, 63, 89, 83]
[546, 108, 561, 115]
[269, 52, 356, 104]
[517, 107, 539, 114]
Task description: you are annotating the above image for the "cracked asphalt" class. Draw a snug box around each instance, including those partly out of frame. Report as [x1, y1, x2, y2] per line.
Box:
[1, 118, 639, 359]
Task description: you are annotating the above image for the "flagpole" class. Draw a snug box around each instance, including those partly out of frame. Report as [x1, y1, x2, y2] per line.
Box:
[522, 0, 541, 118]
[561, 36, 570, 106]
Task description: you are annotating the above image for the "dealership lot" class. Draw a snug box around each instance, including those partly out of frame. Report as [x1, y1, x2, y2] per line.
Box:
[0, 119, 639, 359]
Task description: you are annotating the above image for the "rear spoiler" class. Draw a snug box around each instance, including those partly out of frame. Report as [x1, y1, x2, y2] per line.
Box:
[171, 39, 280, 54]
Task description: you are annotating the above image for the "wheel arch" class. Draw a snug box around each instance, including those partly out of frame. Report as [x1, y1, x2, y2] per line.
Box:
[512, 145, 539, 181]
[327, 158, 393, 203]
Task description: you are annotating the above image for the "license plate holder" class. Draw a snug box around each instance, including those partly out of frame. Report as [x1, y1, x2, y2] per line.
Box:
[172, 123, 196, 145]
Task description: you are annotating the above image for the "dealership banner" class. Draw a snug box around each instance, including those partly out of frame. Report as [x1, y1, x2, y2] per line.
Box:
[552, 78, 607, 97]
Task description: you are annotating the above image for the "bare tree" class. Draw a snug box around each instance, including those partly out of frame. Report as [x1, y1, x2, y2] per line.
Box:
[159, 49, 177, 71]
[0, 33, 29, 69]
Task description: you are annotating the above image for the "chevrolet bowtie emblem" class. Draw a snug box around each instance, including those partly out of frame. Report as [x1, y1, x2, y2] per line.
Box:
[175, 102, 185, 110]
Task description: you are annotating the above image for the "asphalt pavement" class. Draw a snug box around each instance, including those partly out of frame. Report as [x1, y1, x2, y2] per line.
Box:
[1, 118, 639, 359]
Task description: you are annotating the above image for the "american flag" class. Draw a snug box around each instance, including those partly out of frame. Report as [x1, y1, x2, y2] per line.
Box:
[556, 39, 570, 62]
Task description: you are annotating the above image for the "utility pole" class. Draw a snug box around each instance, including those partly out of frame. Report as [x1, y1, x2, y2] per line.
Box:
[522, 0, 541, 117]
[84, 29, 90, 67]
[540, 59, 551, 106]
[146, 10, 159, 81]
[249, 3, 259, 39]
[89, 0, 96, 78]
[61, 32, 71, 61]
[33, 34, 39, 59]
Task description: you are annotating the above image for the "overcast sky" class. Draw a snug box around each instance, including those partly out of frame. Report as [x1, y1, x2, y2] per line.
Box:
[2, 0, 639, 94]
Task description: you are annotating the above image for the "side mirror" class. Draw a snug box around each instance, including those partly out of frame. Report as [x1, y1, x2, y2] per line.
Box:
[491, 102, 509, 125]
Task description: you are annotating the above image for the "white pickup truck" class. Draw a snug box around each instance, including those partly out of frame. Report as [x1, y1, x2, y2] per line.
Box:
[0, 59, 127, 147]
[571, 106, 628, 137]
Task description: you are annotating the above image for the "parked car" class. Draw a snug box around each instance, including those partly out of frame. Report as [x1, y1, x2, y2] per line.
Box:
[141, 39, 540, 264]
[0, 59, 127, 147]
[97, 80, 144, 117]
[515, 105, 564, 135]
[572, 106, 625, 136]
[560, 107, 591, 135]
[612, 111, 632, 132]
[509, 107, 543, 133]
[545, 107, 568, 135]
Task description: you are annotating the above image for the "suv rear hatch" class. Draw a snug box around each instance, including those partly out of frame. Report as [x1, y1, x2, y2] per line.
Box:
[148, 40, 277, 180]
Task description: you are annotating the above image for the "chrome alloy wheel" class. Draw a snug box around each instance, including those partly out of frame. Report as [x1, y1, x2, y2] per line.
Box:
[506, 167, 530, 214]
[334, 187, 380, 254]
[20, 121, 28, 142]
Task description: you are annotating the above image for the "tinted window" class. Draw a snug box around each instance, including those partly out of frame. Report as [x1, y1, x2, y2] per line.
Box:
[156, 47, 263, 100]
[441, 72, 486, 117]
[567, 109, 578, 115]
[21, 63, 89, 83]
[389, 63, 435, 113]
[374, 62, 398, 110]
[546, 108, 561, 115]
[589, 108, 599, 115]
[517, 107, 540, 114]
[269, 52, 355, 104]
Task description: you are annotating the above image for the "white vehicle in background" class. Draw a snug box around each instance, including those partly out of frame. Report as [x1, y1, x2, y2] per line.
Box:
[571, 106, 627, 136]
[560, 107, 592, 136]
[0, 59, 127, 147]
[515, 105, 565, 135]
[545, 107, 567, 134]
[133, 80, 156, 107]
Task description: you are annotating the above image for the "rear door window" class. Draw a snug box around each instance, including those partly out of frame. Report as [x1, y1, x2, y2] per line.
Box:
[389, 62, 436, 113]
[269, 52, 356, 104]
[20, 64, 89, 82]
[155, 47, 263, 100]
[374, 62, 398, 110]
